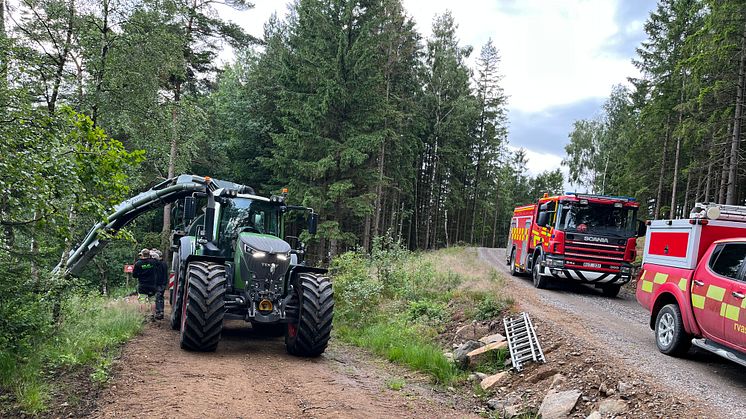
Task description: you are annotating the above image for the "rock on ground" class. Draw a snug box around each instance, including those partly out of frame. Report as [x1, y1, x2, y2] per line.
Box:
[538, 389, 581, 419]
[599, 399, 627, 416]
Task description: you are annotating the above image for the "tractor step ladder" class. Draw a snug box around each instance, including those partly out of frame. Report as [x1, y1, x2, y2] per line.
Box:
[503, 312, 545, 372]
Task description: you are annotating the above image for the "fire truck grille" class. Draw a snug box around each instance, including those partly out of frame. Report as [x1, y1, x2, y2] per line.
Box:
[564, 238, 626, 273]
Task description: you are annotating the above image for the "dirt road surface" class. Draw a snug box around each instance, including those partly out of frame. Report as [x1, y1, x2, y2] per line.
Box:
[94, 319, 478, 419]
[479, 247, 746, 419]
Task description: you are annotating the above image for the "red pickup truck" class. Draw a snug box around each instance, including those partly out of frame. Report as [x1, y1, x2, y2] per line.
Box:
[636, 203, 746, 367]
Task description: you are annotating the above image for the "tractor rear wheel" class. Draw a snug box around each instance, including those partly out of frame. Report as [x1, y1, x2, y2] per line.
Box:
[169, 279, 183, 331]
[285, 273, 334, 357]
[179, 261, 227, 352]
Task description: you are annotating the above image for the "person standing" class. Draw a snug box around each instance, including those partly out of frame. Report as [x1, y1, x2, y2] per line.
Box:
[151, 248, 168, 320]
[133, 249, 157, 307]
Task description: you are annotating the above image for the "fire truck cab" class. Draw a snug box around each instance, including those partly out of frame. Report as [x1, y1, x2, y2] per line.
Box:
[507, 193, 642, 297]
[636, 203, 746, 366]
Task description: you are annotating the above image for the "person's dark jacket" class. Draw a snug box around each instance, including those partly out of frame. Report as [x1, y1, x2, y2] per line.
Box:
[156, 259, 169, 287]
[133, 258, 157, 291]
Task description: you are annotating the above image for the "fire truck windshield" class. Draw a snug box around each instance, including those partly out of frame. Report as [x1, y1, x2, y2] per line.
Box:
[557, 203, 637, 237]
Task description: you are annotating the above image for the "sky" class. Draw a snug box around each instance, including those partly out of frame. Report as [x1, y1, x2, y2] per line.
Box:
[214, 0, 656, 181]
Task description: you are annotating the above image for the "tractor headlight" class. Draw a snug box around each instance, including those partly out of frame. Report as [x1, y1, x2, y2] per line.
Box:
[276, 253, 288, 261]
[243, 244, 267, 258]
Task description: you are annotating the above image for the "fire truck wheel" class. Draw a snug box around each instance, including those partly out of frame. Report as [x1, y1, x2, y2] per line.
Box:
[601, 284, 621, 298]
[509, 249, 519, 276]
[655, 304, 691, 356]
[532, 256, 549, 289]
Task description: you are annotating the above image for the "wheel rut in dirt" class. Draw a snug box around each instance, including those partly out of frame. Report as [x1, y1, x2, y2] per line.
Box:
[94, 318, 477, 419]
[479, 247, 746, 418]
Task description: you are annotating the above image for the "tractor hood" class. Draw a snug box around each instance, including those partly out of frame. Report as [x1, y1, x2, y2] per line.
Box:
[239, 233, 291, 254]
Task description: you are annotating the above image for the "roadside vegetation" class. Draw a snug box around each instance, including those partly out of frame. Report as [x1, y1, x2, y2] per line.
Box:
[331, 237, 514, 385]
[0, 289, 143, 415]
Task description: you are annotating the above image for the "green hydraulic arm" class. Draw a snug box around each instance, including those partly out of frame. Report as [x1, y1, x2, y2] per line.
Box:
[57, 174, 253, 276]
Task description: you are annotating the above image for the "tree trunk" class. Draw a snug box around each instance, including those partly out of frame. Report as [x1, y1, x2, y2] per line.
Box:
[48, 0, 76, 114]
[362, 213, 371, 251]
[491, 180, 500, 248]
[682, 170, 692, 219]
[654, 117, 670, 219]
[162, 98, 179, 254]
[727, 19, 746, 204]
[719, 146, 729, 204]
[91, 0, 111, 127]
[670, 77, 685, 217]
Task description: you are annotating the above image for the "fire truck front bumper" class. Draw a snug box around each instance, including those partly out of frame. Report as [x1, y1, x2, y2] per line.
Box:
[543, 264, 632, 285]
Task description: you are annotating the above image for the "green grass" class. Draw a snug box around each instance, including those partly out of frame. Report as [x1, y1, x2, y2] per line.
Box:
[0, 294, 144, 414]
[337, 320, 463, 385]
[332, 245, 515, 388]
[386, 377, 406, 391]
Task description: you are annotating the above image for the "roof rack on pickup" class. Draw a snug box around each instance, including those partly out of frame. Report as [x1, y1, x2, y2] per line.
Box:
[690, 202, 746, 222]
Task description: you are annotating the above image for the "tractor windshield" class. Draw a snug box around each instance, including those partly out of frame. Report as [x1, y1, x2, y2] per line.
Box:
[218, 198, 280, 244]
[556, 203, 637, 237]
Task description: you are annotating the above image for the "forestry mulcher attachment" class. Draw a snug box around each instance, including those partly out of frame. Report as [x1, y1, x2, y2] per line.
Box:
[59, 174, 333, 355]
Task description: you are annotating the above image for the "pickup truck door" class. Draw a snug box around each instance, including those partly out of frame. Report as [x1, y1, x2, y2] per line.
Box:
[724, 258, 746, 350]
[692, 243, 746, 344]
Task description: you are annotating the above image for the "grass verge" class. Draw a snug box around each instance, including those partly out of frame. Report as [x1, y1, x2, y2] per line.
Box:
[331, 241, 514, 386]
[0, 293, 144, 414]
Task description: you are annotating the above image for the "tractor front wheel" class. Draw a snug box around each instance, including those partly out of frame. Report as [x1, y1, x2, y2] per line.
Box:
[179, 261, 227, 352]
[285, 273, 334, 357]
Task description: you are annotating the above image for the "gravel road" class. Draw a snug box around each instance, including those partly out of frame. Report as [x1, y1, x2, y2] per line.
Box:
[93, 318, 479, 419]
[479, 247, 746, 418]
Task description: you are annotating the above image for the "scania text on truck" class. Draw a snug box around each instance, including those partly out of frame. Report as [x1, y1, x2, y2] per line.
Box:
[507, 193, 643, 297]
[636, 203, 746, 367]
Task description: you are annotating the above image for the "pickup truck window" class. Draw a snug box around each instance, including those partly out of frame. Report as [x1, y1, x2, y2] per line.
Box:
[709, 243, 746, 280]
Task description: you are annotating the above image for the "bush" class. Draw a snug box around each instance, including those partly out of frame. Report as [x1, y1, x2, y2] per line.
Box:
[474, 293, 513, 321]
[0, 291, 143, 414]
[330, 251, 383, 326]
[406, 300, 449, 326]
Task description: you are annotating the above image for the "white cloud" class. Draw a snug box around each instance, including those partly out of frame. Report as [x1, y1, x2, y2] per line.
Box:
[217, 0, 642, 113]
[400, 0, 639, 113]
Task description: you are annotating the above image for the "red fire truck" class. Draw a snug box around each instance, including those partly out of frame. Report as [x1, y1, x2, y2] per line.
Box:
[636, 203, 746, 366]
[507, 192, 642, 297]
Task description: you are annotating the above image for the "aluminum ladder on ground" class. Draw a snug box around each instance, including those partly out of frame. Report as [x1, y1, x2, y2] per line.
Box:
[503, 312, 545, 372]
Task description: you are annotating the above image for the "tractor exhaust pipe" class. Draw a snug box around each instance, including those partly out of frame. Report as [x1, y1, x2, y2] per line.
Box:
[204, 178, 216, 242]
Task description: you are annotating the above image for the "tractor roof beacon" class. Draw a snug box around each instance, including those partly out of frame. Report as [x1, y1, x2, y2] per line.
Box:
[58, 174, 334, 356]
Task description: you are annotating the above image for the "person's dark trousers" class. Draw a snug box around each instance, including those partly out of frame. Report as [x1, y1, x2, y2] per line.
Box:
[155, 285, 165, 318]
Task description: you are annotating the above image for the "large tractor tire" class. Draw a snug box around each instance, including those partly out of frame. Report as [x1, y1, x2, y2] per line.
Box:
[179, 261, 227, 352]
[285, 273, 334, 357]
[169, 259, 183, 330]
[169, 281, 183, 331]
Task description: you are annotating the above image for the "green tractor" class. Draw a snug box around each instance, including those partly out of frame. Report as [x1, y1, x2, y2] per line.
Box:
[60, 174, 333, 356]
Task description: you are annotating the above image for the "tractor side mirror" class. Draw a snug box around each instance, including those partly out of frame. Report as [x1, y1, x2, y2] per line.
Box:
[637, 220, 647, 237]
[184, 196, 196, 224]
[308, 213, 318, 235]
[537, 212, 549, 227]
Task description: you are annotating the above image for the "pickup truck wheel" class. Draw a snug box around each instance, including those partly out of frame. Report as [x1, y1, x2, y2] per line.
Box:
[601, 284, 621, 298]
[532, 256, 549, 289]
[655, 304, 691, 356]
[509, 250, 519, 276]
